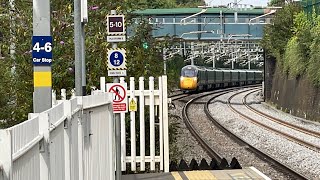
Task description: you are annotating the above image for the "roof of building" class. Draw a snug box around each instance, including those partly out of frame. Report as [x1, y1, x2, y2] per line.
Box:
[133, 8, 266, 16]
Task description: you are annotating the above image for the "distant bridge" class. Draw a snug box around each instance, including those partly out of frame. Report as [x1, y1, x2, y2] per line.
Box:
[131, 7, 273, 41]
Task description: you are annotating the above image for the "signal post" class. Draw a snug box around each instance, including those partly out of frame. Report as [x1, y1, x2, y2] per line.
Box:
[107, 10, 127, 180]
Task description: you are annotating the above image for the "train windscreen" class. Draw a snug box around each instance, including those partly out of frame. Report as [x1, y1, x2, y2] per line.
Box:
[181, 69, 196, 77]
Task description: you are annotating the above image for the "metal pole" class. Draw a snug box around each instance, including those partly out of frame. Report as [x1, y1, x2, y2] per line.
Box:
[9, 0, 15, 62]
[74, 0, 82, 96]
[191, 42, 194, 65]
[232, 55, 234, 70]
[33, 0, 52, 113]
[183, 41, 186, 57]
[234, 0, 238, 23]
[163, 48, 167, 75]
[213, 54, 215, 69]
[111, 9, 122, 180]
[220, 10, 223, 41]
[81, 23, 86, 95]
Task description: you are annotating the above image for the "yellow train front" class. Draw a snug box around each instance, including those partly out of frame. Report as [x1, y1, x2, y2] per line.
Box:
[180, 65, 206, 91]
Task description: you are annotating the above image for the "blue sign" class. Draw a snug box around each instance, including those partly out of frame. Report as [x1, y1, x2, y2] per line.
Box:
[32, 36, 53, 65]
[110, 51, 124, 67]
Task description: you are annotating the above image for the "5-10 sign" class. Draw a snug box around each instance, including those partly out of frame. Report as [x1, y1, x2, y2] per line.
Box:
[107, 14, 125, 35]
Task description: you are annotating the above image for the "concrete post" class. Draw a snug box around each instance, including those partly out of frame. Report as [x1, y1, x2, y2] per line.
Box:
[74, 0, 82, 95]
[33, 0, 52, 113]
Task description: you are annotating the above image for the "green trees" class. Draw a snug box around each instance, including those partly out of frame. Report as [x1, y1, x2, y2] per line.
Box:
[261, 3, 301, 63]
[0, 0, 197, 127]
[263, 1, 320, 86]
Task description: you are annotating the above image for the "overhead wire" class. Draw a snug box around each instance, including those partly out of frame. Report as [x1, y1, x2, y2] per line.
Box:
[201, 0, 245, 30]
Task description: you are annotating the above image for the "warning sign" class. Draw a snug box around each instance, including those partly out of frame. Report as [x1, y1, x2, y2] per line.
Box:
[107, 83, 128, 113]
[129, 98, 137, 112]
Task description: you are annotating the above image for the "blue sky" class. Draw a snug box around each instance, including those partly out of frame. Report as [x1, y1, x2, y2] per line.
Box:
[205, 0, 269, 6]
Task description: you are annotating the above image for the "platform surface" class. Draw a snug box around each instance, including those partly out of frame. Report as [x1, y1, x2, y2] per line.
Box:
[122, 167, 271, 180]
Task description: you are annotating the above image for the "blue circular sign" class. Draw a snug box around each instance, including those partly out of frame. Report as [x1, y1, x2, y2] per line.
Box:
[110, 51, 124, 67]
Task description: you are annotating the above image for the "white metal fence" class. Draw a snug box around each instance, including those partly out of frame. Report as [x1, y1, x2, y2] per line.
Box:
[0, 75, 170, 180]
[0, 92, 114, 180]
[100, 76, 169, 172]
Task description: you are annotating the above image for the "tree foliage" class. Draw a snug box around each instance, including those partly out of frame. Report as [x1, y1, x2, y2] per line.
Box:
[261, 3, 302, 64]
[0, 0, 200, 127]
[283, 12, 311, 77]
[307, 11, 320, 85]
[263, 1, 320, 86]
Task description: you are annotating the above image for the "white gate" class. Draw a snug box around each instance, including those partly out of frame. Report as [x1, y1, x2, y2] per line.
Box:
[101, 76, 169, 172]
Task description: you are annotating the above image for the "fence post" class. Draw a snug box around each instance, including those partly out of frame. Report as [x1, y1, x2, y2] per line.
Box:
[149, 77, 155, 171]
[39, 112, 50, 180]
[139, 77, 145, 171]
[77, 97, 84, 180]
[52, 90, 57, 106]
[120, 110, 126, 171]
[0, 130, 12, 180]
[162, 75, 169, 172]
[120, 77, 126, 171]
[158, 77, 163, 171]
[129, 77, 136, 171]
[63, 100, 72, 180]
[105, 93, 115, 180]
[100, 77, 105, 92]
[61, 89, 67, 100]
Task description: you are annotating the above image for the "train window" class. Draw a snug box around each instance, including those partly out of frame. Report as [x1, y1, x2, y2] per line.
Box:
[182, 69, 196, 77]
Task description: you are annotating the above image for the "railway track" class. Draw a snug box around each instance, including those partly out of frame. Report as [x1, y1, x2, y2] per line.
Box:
[244, 90, 320, 139]
[182, 89, 235, 162]
[179, 86, 308, 179]
[168, 90, 190, 101]
[228, 89, 320, 152]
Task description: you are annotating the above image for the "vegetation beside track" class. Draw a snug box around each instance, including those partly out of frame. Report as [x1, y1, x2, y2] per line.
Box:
[262, 0, 320, 86]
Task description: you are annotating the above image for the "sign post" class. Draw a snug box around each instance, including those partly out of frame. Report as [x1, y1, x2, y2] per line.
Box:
[33, 0, 52, 113]
[107, 10, 126, 180]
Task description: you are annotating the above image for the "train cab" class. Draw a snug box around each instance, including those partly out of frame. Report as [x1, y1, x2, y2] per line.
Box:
[180, 65, 198, 91]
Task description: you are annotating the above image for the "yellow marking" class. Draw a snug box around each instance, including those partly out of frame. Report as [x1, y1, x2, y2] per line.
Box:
[171, 172, 183, 180]
[34, 72, 52, 87]
[229, 172, 251, 179]
[184, 170, 217, 180]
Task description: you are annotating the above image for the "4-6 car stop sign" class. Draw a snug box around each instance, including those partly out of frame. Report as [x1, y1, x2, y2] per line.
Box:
[107, 14, 125, 35]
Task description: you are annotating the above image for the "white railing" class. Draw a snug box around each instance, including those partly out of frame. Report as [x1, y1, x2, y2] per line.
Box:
[0, 75, 170, 180]
[100, 76, 169, 172]
[0, 92, 114, 180]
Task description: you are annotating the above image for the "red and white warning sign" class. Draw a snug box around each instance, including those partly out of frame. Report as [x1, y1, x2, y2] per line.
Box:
[107, 83, 128, 113]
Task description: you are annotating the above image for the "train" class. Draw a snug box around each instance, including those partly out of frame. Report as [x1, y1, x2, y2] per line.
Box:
[179, 65, 263, 92]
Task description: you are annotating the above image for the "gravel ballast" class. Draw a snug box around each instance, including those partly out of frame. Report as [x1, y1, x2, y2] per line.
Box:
[209, 88, 320, 179]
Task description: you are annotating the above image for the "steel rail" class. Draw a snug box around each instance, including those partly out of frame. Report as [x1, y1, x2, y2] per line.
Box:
[228, 89, 320, 152]
[205, 88, 308, 180]
[180, 85, 260, 163]
[244, 89, 320, 139]
[182, 91, 224, 162]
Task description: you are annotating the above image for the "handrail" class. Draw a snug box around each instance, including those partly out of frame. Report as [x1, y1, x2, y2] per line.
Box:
[12, 135, 44, 161]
